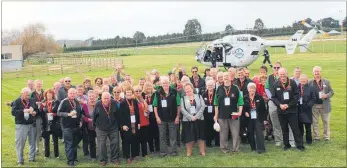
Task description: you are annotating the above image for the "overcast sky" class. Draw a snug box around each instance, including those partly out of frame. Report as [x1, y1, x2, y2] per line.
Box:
[2, 1, 346, 40]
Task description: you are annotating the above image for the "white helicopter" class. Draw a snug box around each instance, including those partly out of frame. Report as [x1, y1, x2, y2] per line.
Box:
[195, 21, 319, 68]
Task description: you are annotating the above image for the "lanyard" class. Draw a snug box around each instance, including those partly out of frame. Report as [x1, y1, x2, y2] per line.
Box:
[281, 79, 291, 90]
[301, 85, 304, 96]
[315, 80, 323, 91]
[68, 99, 76, 110]
[47, 101, 53, 113]
[146, 95, 151, 104]
[249, 96, 255, 109]
[189, 97, 195, 105]
[102, 102, 111, 117]
[126, 99, 134, 114]
[224, 86, 231, 97]
[161, 91, 169, 99]
[194, 79, 199, 88]
[21, 99, 29, 109]
[35, 91, 43, 102]
[115, 97, 123, 103]
[208, 91, 213, 105]
[239, 80, 245, 90]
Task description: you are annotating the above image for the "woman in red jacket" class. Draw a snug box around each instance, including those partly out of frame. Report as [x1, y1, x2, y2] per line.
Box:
[134, 85, 149, 157]
[40, 89, 61, 159]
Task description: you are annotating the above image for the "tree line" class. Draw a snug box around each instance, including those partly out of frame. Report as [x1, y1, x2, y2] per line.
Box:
[66, 17, 347, 52]
[2, 17, 346, 57]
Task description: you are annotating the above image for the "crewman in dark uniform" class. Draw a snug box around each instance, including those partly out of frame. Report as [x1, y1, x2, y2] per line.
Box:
[210, 47, 217, 68]
[271, 68, 305, 151]
[262, 48, 273, 68]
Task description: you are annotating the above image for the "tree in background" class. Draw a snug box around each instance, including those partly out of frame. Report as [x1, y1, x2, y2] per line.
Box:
[3, 23, 61, 60]
[183, 19, 202, 40]
[343, 16, 347, 27]
[317, 17, 340, 28]
[133, 31, 146, 44]
[225, 24, 234, 35]
[253, 18, 265, 35]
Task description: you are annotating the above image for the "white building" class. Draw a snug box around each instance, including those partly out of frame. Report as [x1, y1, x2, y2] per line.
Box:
[1, 45, 23, 72]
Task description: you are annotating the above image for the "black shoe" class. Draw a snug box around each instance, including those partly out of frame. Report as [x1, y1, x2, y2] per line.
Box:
[68, 162, 75, 167]
[283, 145, 291, 151]
[297, 146, 305, 151]
[170, 152, 177, 156]
[307, 141, 312, 145]
[257, 150, 265, 154]
[29, 160, 35, 162]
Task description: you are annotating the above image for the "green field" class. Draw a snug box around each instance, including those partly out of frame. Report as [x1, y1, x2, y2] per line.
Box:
[1, 40, 346, 167]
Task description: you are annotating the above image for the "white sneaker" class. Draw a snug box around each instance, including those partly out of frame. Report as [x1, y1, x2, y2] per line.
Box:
[290, 142, 296, 148]
[275, 142, 281, 147]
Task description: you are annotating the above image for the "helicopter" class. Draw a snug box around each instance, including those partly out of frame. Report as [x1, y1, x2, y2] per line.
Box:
[195, 21, 319, 69]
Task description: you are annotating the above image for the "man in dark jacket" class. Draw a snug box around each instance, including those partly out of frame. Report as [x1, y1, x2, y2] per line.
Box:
[12, 87, 37, 165]
[190, 66, 206, 95]
[57, 88, 83, 166]
[262, 48, 272, 68]
[153, 76, 181, 157]
[297, 74, 317, 144]
[93, 92, 121, 166]
[57, 77, 75, 101]
[234, 68, 253, 144]
[271, 68, 305, 151]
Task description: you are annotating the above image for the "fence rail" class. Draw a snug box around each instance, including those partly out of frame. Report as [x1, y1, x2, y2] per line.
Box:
[2, 58, 123, 79]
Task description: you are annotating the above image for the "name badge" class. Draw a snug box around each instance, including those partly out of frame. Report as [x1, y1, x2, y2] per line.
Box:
[24, 113, 29, 120]
[224, 97, 230, 106]
[195, 88, 199, 93]
[300, 97, 303, 105]
[319, 92, 323, 99]
[208, 106, 213, 113]
[148, 105, 153, 112]
[190, 106, 196, 114]
[277, 88, 280, 91]
[131, 115, 136, 123]
[161, 100, 167, 107]
[283, 92, 289, 100]
[47, 113, 53, 121]
[250, 109, 257, 119]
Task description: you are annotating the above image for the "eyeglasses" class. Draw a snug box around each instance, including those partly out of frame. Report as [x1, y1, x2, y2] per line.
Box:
[114, 91, 121, 94]
[274, 67, 280, 70]
[192, 71, 197, 73]
[135, 90, 142, 93]
[65, 80, 71, 82]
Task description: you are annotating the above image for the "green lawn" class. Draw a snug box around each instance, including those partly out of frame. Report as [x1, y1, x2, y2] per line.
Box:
[1, 43, 346, 167]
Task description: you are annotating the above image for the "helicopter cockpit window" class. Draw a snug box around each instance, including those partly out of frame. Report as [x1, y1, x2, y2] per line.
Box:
[250, 37, 257, 41]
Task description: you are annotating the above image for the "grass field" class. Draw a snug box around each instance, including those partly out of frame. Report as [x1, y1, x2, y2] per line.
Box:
[1, 40, 346, 167]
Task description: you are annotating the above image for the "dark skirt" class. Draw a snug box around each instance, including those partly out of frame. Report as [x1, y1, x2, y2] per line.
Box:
[181, 120, 206, 144]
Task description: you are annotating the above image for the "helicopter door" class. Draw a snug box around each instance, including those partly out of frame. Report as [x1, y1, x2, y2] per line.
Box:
[195, 43, 209, 62]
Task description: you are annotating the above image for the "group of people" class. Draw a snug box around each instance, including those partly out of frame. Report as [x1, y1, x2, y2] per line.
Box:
[10, 61, 334, 167]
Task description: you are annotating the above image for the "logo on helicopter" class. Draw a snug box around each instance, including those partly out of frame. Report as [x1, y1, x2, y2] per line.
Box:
[232, 48, 244, 59]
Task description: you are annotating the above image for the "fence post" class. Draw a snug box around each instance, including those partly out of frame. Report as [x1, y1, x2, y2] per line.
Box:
[61, 64, 63, 74]
[47, 65, 50, 75]
[89, 61, 91, 72]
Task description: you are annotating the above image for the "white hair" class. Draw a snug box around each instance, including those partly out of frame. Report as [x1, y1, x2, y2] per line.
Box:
[87, 90, 95, 96]
[247, 82, 256, 90]
[299, 74, 308, 79]
[181, 76, 190, 82]
[160, 76, 170, 83]
[53, 82, 61, 87]
[313, 66, 322, 73]
[34, 79, 43, 85]
[101, 92, 111, 98]
[21, 87, 31, 94]
[206, 79, 215, 86]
